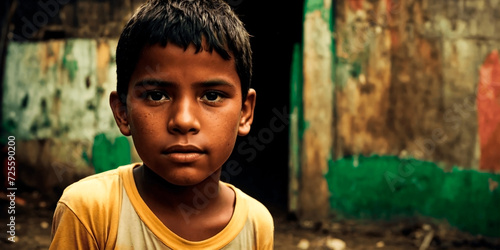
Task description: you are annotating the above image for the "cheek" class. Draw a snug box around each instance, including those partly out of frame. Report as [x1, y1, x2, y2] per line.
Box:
[130, 111, 161, 138]
[208, 113, 239, 144]
[222, 117, 241, 146]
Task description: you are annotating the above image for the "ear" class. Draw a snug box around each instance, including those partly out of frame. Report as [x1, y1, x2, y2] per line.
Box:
[238, 88, 256, 136]
[109, 91, 131, 136]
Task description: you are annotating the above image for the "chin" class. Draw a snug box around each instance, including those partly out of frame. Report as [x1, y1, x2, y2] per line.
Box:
[163, 170, 212, 187]
[167, 178, 201, 187]
[145, 161, 218, 187]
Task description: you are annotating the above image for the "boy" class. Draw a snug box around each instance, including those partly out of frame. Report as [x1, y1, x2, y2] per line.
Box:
[49, 0, 274, 249]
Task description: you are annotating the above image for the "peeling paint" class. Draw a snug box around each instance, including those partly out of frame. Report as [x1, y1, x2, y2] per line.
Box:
[2, 39, 127, 188]
[299, 0, 334, 221]
[62, 41, 78, 81]
[348, 0, 363, 11]
[293, 0, 500, 236]
[289, 43, 302, 213]
[2, 39, 120, 141]
[478, 50, 500, 172]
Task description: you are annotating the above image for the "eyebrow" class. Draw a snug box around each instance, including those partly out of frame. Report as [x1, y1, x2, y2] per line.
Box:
[134, 80, 173, 89]
[134, 79, 237, 90]
[193, 79, 237, 89]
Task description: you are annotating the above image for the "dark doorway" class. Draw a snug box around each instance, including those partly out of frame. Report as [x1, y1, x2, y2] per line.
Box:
[224, 0, 304, 213]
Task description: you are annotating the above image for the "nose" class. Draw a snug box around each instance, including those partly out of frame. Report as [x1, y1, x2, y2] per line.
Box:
[167, 97, 201, 135]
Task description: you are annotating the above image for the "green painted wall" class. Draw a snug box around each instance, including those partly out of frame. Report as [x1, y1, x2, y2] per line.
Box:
[2, 39, 120, 141]
[326, 155, 500, 237]
[92, 133, 131, 173]
[2, 39, 133, 187]
[291, 0, 500, 238]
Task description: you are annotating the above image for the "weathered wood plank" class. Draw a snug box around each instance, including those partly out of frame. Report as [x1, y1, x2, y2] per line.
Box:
[299, 0, 334, 221]
[289, 43, 302, 214]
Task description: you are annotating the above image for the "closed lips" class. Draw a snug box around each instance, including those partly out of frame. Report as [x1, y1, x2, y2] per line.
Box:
[162, 145, 205, 154]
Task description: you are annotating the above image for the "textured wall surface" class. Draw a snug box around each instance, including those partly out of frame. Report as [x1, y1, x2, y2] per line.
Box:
[296, 0, 500, 236]
[3, 40, 118, 140]
[2, 39, 134, 190]
[9, 0, 145, 41]
[478, 51, 500, 172]
[299, 0, 334, 222]
[334, 0, 500, 171]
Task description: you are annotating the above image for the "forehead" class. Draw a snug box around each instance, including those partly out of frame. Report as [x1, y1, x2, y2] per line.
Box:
[129, 43, 240, 84]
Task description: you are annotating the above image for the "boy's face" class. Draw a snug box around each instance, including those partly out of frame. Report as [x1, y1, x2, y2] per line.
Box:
[110, 43, 256, 186]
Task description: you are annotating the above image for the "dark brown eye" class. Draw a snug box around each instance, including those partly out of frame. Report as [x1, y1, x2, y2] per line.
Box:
[202, 91, 224, 103]
[205, 92, 220, 101]
[146, 91, 169, 101]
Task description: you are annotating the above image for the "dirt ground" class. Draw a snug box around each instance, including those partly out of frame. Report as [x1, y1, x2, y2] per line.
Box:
[1, 191, 500, 250]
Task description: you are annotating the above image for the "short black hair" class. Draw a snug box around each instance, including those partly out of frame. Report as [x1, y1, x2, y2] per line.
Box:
[116, 0, 252, 103]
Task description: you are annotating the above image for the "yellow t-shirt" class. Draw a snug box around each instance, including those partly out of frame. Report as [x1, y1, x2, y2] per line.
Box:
[50, 163, 274, 249]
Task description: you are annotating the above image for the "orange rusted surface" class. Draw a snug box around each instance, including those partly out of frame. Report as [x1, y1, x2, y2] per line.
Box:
[478, 50, 500, 172]
[348, 0, 363, 11]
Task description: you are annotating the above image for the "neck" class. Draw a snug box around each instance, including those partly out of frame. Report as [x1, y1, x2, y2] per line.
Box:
[133, 164, 222, 211]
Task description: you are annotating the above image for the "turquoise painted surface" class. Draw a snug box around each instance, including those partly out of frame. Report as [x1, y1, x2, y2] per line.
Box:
[305, 0, 325, 13]
[62, 41, 78, 81]
[289, 43, 303, 212]
[304, 0, 332, 22]
[290, 43, 305, 142]
[326, 155, 500, 237]
[92, 133, 131, 173]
